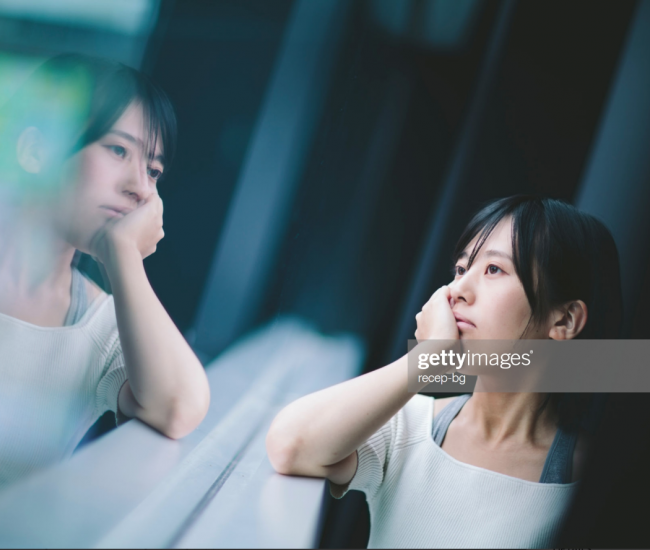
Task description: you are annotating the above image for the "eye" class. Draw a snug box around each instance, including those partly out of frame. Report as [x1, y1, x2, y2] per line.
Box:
[453, 265, 467, 277]
[107, 145, 126, 158]
[147, 167, 163, 181]
[487, 264, 503, 275]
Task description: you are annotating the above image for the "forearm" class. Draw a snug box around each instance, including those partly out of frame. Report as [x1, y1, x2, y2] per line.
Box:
[106, 245, 210, 437]
[269, 356, 410, 471]
[268, 343, 448, 474]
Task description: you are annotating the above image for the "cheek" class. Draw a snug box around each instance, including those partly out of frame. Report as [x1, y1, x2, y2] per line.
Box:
[71, 151, 108, 192]
[50, 152, 114, 244]
[483, 286, 531, 338]
[61, 151, 115, 209]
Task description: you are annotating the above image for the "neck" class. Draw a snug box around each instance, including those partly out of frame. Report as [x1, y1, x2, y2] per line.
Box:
[463, 392, 556, 444]
[0, 203, 76, 297]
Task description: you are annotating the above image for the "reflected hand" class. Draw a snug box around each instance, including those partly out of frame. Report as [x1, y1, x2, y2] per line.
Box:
[90, 191, 164, 266]
[414, 285, 459, 342]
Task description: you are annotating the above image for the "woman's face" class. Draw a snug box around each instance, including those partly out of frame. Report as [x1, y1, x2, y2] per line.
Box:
[450, 216, 549, 341]
[47, 101, 165, 253]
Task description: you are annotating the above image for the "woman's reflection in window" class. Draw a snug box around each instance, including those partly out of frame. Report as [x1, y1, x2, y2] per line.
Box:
[0, 54, 210, 489]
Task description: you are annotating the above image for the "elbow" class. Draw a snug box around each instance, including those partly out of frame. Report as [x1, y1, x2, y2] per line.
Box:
[161, 386, 211, 440]
[266, 419, 303, 475]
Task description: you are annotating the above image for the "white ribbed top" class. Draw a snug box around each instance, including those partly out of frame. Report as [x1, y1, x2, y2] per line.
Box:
[0, 294, 127, 488]
[331, 395, 578, 549]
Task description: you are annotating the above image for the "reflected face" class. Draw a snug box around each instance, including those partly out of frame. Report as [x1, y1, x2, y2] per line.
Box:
[47, 101, 165, 253]
[450, 217, 547, 340]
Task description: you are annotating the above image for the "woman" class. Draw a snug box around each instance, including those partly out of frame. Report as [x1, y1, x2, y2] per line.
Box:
[266, 196, 622, 548]
[0, 54, 210, 488]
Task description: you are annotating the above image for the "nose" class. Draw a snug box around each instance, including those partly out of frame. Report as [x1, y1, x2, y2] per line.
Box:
[450, 268, 476, 306]
[122, 156, 152, 205]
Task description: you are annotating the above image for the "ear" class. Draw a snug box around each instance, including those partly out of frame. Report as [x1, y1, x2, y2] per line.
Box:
[548, 300, 588, 340]
[16, 127, 46, 174]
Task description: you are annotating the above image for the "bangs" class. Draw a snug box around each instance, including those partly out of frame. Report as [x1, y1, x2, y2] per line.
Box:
[136, 73, 177, 172]
[453, 198, 519, 272]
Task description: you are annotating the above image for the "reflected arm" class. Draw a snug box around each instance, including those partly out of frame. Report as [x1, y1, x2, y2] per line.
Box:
[106, 245, 210, 439]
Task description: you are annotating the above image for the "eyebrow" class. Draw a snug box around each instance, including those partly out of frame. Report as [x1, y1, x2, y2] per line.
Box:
[457, 249, 513, 262]
[107, 130, 165, 165]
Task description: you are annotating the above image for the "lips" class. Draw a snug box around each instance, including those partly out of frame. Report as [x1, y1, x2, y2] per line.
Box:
[101, 205, 133, 217]
[453, 312, 476, 328]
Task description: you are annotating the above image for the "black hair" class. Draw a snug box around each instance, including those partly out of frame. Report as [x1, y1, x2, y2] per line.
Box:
[0, 53, 176, 178]
[454, 195, 623, 431]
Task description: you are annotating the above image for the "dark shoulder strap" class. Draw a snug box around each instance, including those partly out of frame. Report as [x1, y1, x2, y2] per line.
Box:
[539, 427, 578, 484]
[432, 393, 472, 446]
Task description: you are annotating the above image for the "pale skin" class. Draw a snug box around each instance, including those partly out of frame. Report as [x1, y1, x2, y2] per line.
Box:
[0, 102, 210, 439]
[266, 217, 590, 485]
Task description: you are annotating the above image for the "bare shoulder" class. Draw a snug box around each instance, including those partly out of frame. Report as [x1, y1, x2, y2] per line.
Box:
[432, 396, 460, 420]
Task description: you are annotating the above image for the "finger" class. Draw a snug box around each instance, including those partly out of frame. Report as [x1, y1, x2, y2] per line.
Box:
[425, 286, 442, 305]
[427, 288, 453, 313]
[437, 285, 451, 299]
